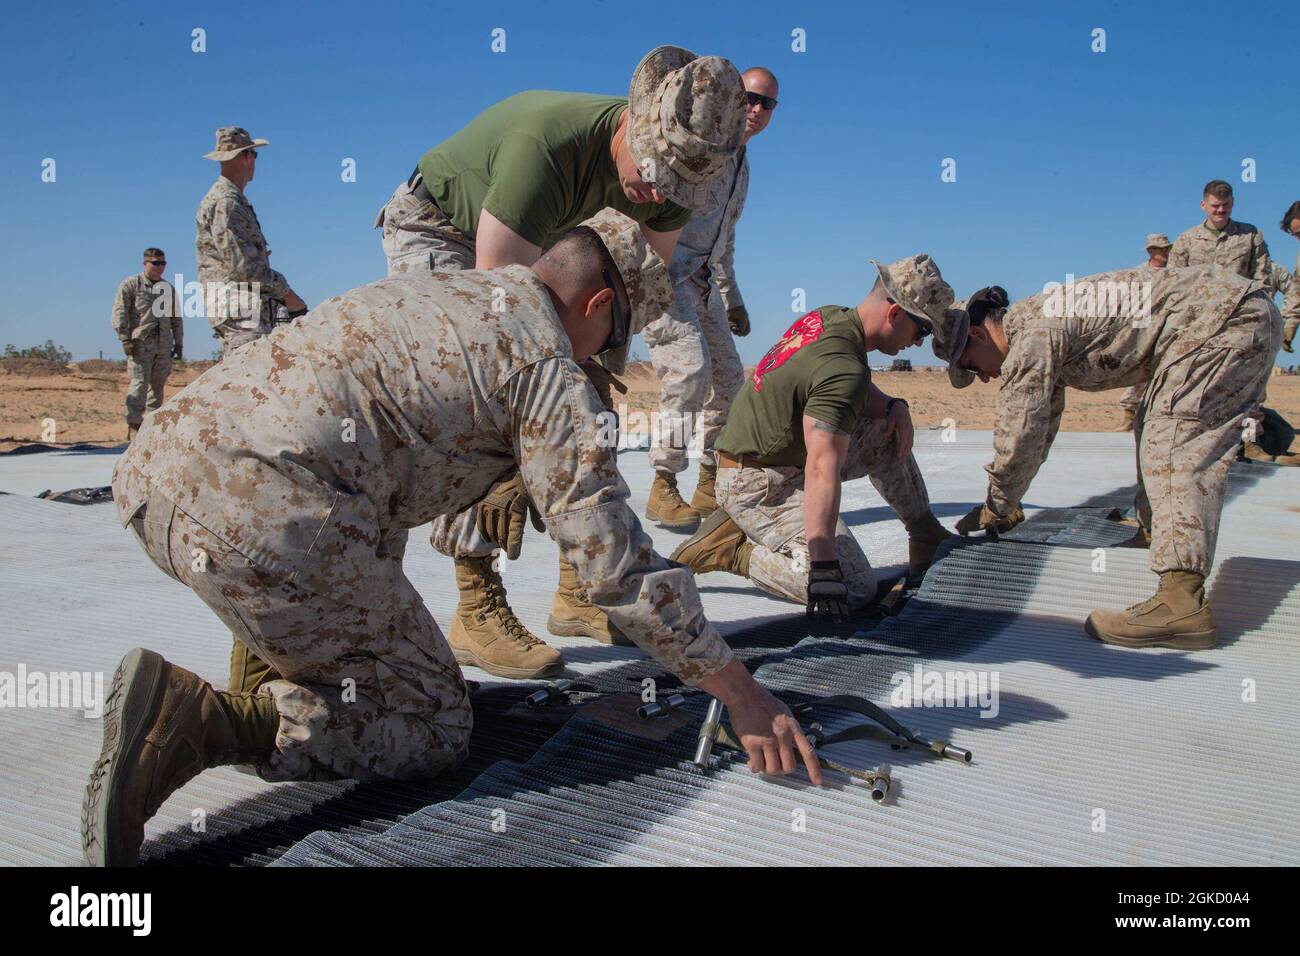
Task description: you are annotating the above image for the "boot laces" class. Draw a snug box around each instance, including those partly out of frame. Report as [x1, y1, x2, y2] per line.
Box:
[482, 580, 542, 649]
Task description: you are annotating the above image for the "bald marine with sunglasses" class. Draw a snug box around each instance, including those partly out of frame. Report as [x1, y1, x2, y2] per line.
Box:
[672, 255, 966, 618]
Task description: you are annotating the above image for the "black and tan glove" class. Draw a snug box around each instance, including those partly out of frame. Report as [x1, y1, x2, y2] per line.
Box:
[806, 559, 849, 621]
[956, 503, 1025, 537]
[727, 305, 750, 337]
[122, 339, 136, 359]
[476, 472, 545, 560]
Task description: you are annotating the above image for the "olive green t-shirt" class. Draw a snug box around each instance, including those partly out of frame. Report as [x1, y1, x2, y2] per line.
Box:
[418, 91, 692, 248]
[716, 306, 872, 467]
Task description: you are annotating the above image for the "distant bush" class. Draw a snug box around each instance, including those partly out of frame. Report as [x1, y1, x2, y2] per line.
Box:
[3, 340, 73, 364]
[76, 359, 125, 374]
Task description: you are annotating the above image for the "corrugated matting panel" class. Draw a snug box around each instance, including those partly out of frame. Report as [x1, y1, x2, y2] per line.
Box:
[275, 462, 1300, 866]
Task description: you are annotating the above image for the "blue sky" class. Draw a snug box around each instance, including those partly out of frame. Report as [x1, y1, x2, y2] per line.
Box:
[2, 0, 1298, 364]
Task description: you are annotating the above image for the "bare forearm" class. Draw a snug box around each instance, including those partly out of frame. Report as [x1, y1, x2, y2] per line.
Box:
[804, 450, 842, 562]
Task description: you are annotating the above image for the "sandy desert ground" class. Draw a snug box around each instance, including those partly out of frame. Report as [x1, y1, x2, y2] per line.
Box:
[3, 357, 1299, 452]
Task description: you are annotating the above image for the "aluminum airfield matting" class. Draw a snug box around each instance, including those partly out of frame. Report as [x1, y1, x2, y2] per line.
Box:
[1, 431, 1296, 865]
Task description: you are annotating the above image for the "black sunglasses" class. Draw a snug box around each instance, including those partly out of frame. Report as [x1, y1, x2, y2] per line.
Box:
[598, 269, 629, 355]
[146, 259, 166, 266]
[888, 298, 931, 341]
[744, 91, 778, 111]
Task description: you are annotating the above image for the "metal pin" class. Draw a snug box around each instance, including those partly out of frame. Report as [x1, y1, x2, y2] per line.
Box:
[637, 693, 686, 719]
[525, 679, 573, 708]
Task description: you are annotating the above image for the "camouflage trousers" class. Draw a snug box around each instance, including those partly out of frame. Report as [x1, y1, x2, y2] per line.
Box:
[1119, 384, 1143, 413]
[1133, 291, 1282, 575]
[215, 326, 267, 360]
[375, 178, 477, 276]
[127, 492, 472, 783]
[124, 340, 172, 427]
[714, 418, 933, 609]
[642, 274, 745, 472]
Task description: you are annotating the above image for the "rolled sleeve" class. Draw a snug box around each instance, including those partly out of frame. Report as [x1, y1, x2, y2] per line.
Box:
[508, 357, 732, 683]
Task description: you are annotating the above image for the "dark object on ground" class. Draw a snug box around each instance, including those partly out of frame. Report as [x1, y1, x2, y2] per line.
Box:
[890, 359, 912, 372]
[36, 486, 115, 505]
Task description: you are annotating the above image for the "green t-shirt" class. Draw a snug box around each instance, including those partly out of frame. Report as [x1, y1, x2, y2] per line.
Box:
[418, 91, 692, 248]
[716, 306, 872, 467]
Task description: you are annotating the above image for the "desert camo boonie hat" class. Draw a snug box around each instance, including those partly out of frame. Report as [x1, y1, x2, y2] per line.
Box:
[626, 46, 746, 211]
[204, 126, 269, 161]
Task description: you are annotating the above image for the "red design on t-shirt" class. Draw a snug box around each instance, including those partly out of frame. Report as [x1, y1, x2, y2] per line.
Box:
[752, 310, 824, 392]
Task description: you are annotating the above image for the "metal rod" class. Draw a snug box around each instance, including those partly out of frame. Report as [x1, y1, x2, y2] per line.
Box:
[692, 697, 725, 767]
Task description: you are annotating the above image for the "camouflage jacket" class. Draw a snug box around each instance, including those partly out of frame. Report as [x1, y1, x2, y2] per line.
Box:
[1168, 219, 1271, 282]
[985, 267, 1264, 515]
[669, 149, 748, 311]
[113, 265, 731, 684]
[1280, 250, 1299, 339]
[195, 177, 291, 333]
[111, 273, 182, 351]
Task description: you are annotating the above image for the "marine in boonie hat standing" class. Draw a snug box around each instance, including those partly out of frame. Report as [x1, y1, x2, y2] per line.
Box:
[195, 126, 307, 361]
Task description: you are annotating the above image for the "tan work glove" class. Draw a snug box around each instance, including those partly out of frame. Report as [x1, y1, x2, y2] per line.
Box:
[1283, 335, 1295, 354]
[476, 472, 545, 560]
[956, 503, 1025, 537]
[727, 305, 750, 337]
[122, 339, 136, 359]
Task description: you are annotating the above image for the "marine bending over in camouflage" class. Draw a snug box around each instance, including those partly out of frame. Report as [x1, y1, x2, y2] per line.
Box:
[86, 232, 826, 866]
[955, 266, 1283, 649]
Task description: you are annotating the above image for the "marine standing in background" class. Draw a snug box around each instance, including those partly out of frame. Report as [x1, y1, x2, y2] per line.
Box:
[195, 127, 307, 359]
[641, 67, 780, 530]
[111, 248, 182, 442]
[1279, 200, 1300, 354]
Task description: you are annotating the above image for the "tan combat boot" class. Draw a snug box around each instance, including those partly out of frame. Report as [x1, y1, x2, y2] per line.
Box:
[83, 647, 279, 866]
[1241, 441, 1276, 463]
[548, 557, 633, 645]
[905, 512, 956, 577]
[645, 470, 700, 531]
[670, 508, 753, 577]
[689, 461, 719, 516]
[448, 557, 563, 679]
[1084, 570, 1217, 650]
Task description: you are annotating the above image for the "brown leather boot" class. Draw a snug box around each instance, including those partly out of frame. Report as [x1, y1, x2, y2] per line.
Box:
[670, 508, 752, 577]
[905, 512, 955, 576]
[448, 557, 563, 679]
[82, 648, 279, 866]
[547, 556, 633, 645]
[645, 470, 700, 531]
[1084, 570, 1217, 650]
[689, 461, 718, 516]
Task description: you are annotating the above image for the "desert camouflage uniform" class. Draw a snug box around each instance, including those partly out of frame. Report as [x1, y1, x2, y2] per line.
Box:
[112, 265, 730, 782]
[1280, 250, 1299, 346]
[196, 177, 292, 358]
[715, 415, 932, 609]
[1119, 261, 1163, 413]
[112, 274, 182, 427]
[643, 149, 749, 471]
[1168, 220, 1271, 281]
[985, 267, 1282, 577]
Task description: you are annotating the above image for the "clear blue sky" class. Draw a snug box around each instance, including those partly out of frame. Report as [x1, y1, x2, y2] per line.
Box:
[2, 0, 1298, 364]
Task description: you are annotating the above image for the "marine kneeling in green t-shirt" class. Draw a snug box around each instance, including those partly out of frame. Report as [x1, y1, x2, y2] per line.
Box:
[672, 255, 967, 619]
